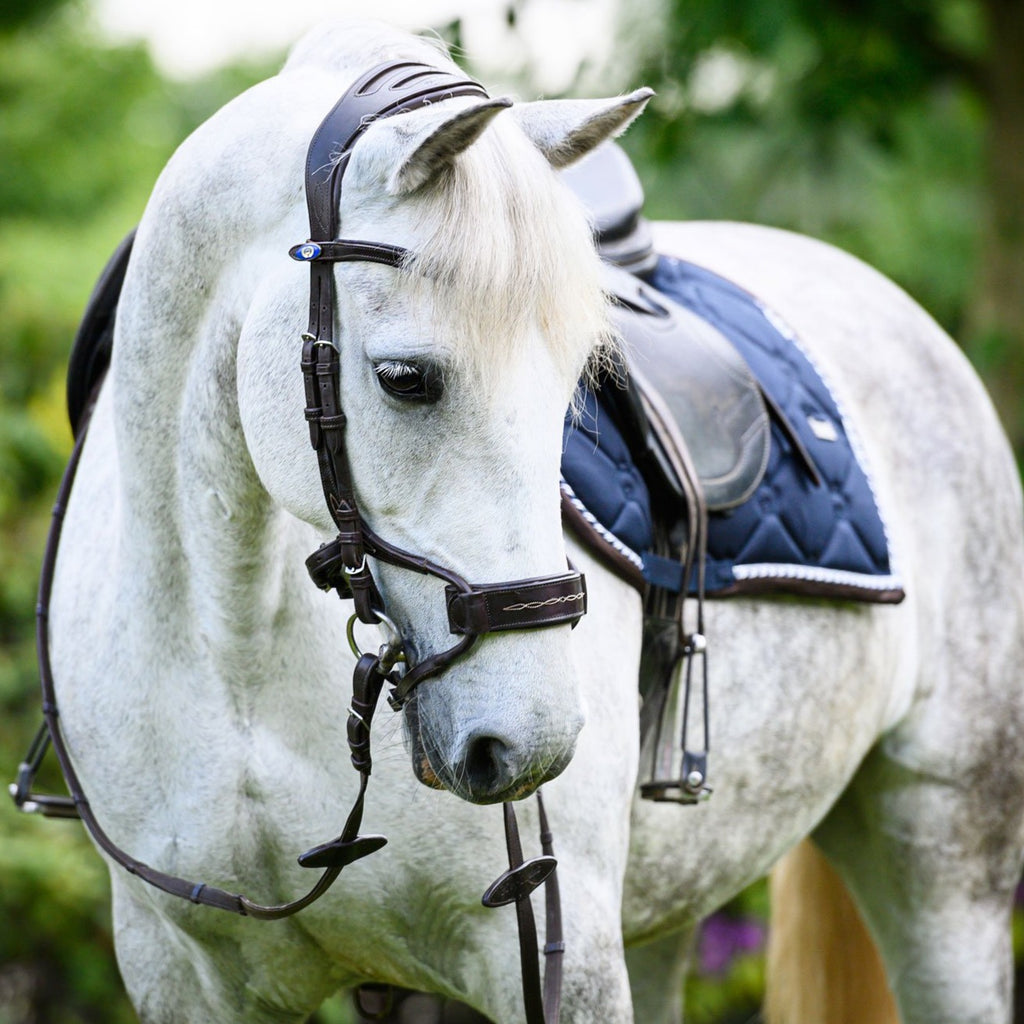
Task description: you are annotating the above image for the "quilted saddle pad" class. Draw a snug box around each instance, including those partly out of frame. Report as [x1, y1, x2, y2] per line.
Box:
[561, 256, 904, 604]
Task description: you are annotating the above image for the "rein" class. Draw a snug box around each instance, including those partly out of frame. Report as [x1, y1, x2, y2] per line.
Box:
[12, 60, 578, 1024]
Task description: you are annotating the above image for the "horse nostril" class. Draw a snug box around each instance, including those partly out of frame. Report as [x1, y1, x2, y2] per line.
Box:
[463, 735, 512, 798]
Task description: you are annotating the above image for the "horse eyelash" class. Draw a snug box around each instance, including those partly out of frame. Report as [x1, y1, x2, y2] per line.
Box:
[375, 360, 421, 380]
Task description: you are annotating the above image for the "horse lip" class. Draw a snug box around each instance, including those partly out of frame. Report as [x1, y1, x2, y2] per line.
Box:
[418, 738, 570, 805]
[414, 749, 447, 791]
[441, 768, 557, 806]
[406, 693, 447, 791]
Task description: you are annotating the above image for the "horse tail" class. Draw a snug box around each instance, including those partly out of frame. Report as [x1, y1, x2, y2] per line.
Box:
[763, 839, 900, 1024]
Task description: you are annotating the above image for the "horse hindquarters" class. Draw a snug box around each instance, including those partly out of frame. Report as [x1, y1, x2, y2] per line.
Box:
[799, 385, 1024, 1022]
[768, 754, 1024, 1024]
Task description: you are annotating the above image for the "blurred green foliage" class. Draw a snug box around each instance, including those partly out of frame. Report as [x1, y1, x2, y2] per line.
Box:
[0, 5, 274, 1021]
[1, 0, 1021, 1021]
[619, 0, 987, 336]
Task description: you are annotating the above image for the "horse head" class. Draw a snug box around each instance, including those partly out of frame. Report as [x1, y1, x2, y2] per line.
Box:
[238, 34, 650, 804]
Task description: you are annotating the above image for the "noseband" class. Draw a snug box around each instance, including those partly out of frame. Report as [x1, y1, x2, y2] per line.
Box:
[290, 60, 587, 710]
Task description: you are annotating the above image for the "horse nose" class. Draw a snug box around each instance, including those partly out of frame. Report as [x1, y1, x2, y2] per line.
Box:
[456, 726, 578, 803]
[462, 733, 517, 802]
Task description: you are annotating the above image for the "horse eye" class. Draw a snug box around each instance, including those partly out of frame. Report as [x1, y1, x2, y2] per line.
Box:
[373, 360, 444, 403]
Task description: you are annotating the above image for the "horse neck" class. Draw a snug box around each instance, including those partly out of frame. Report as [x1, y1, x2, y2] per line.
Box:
[111, 212, 308, 691]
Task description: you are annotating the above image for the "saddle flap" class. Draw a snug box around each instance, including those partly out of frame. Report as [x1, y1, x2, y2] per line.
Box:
[603, 264, 770, 512]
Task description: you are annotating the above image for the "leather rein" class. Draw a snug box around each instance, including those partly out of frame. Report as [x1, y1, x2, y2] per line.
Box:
[13, 61, 585, 1024]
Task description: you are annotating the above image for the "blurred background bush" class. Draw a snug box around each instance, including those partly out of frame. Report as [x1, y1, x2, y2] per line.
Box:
[1, 0, 1021, 1020]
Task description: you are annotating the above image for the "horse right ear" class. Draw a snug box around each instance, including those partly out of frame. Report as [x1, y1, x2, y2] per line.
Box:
[511, 88, 654, 169]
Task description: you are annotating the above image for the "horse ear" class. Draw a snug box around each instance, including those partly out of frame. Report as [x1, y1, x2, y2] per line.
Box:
[386, 97, 514, 195]
[511, 88, 654, 169]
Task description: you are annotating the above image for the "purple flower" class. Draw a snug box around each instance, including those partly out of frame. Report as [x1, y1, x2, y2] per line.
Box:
[697, 914, 766, 976]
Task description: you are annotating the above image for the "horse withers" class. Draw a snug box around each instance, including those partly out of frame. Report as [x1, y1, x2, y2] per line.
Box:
[25, 17, 1024, 1024]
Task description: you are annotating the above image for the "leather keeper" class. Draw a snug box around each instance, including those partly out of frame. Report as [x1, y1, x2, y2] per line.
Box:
[320, 412, 347, 456]
[349, 565, 384, 625]
[446, 572, 587, 635]
[305, 539, 352, 596]
[303, 407, 322, 450]
[334, 527, 364, 568]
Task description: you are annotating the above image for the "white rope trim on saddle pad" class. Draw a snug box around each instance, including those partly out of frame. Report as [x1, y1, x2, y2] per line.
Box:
[755, 299, 902, 585]
[560, 481, 644, 570]
[731, 562, 903, 592]
[561, 481, 905, 597]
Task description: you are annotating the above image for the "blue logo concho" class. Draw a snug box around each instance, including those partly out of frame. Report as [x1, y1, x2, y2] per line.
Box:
[289, 242, 322, 262]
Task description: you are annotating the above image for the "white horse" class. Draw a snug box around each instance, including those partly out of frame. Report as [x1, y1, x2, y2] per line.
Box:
[45, 18, 1024, 1024]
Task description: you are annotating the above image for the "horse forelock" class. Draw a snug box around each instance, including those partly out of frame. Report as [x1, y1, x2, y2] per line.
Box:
[401, 118, 612, 389]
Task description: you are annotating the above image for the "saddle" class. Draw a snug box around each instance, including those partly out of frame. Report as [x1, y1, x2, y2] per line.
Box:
[562, 145, 771, 518]
[560, 145, 902, 600]
[560, 143, 903, 801]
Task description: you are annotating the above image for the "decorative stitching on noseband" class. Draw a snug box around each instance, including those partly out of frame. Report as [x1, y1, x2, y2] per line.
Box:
[502, 593, 586, 613]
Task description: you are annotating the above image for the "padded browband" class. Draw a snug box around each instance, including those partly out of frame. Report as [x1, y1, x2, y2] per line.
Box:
[304, 62, 489, 243]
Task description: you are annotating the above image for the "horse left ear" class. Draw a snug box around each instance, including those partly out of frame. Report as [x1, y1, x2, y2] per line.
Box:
[511, 88, 655, 169]
[386, 97, 514, 195]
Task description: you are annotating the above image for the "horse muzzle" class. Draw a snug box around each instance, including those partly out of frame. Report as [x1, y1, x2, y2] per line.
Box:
[406, 654, 584, 804]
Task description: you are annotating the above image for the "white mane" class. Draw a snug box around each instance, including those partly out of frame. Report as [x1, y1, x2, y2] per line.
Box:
[402, 117, 611, 385]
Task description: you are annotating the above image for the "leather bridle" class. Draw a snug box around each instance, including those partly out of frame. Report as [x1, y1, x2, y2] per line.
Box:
[291, 60, 587, 711]
[14, 59, 583, 1024]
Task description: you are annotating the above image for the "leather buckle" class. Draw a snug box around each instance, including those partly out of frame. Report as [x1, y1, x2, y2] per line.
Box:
[305, 538, 352, 595]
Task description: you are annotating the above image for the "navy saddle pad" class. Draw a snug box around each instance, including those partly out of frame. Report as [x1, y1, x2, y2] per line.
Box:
[561, 255, 904, 604]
